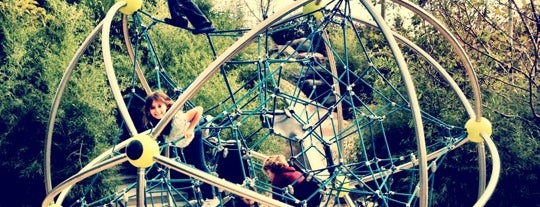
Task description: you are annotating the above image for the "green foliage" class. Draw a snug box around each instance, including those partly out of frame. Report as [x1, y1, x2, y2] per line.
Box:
[0, 0, 56, 205]
[1, 0, 538, 206]
[406, 1, 540, 206]
[0, 0, 122, 205]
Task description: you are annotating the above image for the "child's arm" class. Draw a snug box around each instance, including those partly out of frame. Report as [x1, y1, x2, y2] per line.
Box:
[183, 106, 203, 139]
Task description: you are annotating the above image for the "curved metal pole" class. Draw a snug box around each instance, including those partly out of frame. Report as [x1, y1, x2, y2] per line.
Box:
[390, 0, 488, 195]
[54, 137, 136, 204]
[359, 0, 429, 206]
[473, 133, 500, 207]
[42, 154, 128, 207]
[154, 155, 293, 207]
[46, 7, 136, 204]
[317, 12, 344, 140]
[102, 1, 139, 136]
[390, 0, 482, 120]
[44, 20, 104, 194]
[476, 142, 487, 194]
[122, 14, 152, 96]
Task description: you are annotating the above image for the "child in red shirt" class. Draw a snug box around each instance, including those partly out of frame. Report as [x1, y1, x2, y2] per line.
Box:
[263, 154, 322, 207]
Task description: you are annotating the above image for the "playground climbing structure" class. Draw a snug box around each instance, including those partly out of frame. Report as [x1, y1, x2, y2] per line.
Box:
[43, 0, 500, 207]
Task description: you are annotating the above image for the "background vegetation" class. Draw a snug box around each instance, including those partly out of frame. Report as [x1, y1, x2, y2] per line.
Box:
[0, 0, 537, 206]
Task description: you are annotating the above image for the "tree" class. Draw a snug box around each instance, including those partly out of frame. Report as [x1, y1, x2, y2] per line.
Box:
[402, 0, 540, 206]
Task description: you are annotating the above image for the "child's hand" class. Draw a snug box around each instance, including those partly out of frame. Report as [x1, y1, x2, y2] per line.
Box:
[184, 130, 194, 140]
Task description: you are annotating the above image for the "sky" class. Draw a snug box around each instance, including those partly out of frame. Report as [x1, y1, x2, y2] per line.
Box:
[214, 0, 415, 28]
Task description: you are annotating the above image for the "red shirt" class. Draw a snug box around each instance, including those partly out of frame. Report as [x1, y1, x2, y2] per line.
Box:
[271, 166, 305, 198]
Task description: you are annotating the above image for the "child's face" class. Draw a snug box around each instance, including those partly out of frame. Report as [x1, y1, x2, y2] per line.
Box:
[149, 100, 168, 120]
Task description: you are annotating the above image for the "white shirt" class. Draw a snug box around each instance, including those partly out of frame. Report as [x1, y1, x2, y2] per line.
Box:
[164, 111, 193, 148]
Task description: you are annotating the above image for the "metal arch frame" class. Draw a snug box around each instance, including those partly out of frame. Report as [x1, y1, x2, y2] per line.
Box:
[354, 0, 429, 205]
[102, 2, 139, 137]
[43, 12, 107, 197]
[42, 1, 146, 205]
[388, 0, 498, 204]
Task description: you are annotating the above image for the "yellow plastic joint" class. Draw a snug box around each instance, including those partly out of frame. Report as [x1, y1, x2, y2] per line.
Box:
[465, 117, 492, 143]
[126, 134, 159, 168]
[117, 0, 143, 15]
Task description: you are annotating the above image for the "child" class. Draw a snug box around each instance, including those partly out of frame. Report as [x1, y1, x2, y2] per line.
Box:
[263, 154, 322, 207]
[142, 91, 220, 207]
[164, 0, 215, 34]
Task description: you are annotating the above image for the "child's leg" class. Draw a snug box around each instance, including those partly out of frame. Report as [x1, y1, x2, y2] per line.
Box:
[184, 130, 215, 199]
[165, 0, 188, 27]
[294, 179, 322, 207]
[175, 0, 213, 29]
